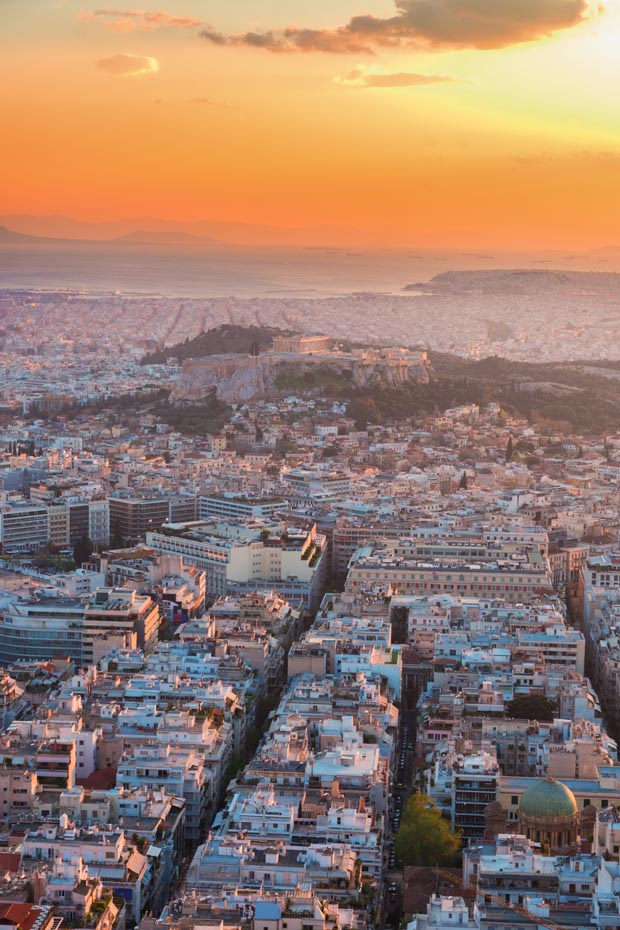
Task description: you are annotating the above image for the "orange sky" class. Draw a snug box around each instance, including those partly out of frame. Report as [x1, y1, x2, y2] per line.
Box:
[1, 0, 619, 248]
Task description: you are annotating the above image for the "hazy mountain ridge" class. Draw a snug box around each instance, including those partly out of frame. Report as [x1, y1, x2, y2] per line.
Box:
[405, 268, 620, 295]
[0, 225, 46, 244]
[113, 230, 221, 245]
[0, 214, 379, 247]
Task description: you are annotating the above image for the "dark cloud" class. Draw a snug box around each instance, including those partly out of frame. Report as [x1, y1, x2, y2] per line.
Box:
[199, 0, 592, 53]
[334, 65, 460, 86]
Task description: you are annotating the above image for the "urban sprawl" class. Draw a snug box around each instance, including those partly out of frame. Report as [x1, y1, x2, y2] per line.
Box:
[2, 292, 620, 930]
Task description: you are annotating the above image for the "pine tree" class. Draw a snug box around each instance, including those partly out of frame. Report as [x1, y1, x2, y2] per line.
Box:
[459, 471, 468, 490]
[505, 435, 514, 463]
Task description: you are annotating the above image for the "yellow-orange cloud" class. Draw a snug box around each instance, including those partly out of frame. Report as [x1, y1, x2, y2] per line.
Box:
[334, 65, 460, 86]
[82, 9, 201, 32]
[97, 52, 159, 76]
[200, 0, 593, 53]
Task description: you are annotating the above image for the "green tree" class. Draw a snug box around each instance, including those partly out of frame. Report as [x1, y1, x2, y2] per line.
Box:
[73, 532, 94, 566]
[111, 521, 125, 550]
[459, 471, 468, 490]
[505, 694, 558, 722]
[505, 435, 514, 463]
[346, 396, 378, 429]
[395, 794, 461, 867]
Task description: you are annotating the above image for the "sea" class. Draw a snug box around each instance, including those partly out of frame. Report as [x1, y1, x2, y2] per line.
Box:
[0, 240, 618, 298]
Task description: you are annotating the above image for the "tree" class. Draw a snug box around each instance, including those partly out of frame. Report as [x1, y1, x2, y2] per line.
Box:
[73, 532, 94, 567]
[110, 521, 125, 550]
[390, 604, 409, 645]
[505, 694, 558, 722]
[458, 471, 468, 490]
[346, 396, 378, 430]
[394, 794, 461, 867]
[505, 435, 514, 463]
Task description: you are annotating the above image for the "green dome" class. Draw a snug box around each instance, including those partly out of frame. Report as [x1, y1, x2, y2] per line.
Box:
[519, 777, 578, 823]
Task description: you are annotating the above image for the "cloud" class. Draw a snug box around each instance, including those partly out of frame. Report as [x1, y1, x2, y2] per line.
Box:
[81, 9, 201, 32]
[186, 96, 240, 111]
[199, 0, 594, 53]
[334, 64, 460, 86]
[97, 52, 159, 76]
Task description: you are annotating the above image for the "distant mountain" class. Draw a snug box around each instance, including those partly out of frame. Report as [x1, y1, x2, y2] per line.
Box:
[0, 224, 44, 244]
[0, 222, 221, 249]
[0, 214, 381, 247]
[404, 268, 620, 296]
[114, 229, 221, 245]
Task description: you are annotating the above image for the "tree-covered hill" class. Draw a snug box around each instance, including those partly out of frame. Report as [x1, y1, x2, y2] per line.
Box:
[142, 325, 292, 365]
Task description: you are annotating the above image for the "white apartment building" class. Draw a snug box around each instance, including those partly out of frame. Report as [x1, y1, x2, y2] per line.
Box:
[146, 523, 327, 607]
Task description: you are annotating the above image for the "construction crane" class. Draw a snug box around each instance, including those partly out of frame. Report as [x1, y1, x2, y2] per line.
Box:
[431, 867, 568, 930]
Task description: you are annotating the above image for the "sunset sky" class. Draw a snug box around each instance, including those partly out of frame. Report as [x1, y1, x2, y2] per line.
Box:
[1, 0, 619, 248]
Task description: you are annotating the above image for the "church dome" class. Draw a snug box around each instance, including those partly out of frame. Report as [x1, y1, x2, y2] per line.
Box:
[519, 777, 578, 824]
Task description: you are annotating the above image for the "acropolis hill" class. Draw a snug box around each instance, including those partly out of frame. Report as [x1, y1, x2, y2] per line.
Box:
[170, 335, 433, 403]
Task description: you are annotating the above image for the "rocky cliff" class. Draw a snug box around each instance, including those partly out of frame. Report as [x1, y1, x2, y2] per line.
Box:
[171, 351, 433, 404]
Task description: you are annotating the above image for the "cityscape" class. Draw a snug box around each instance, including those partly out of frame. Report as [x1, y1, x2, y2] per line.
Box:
[2, 3, 620, 930]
